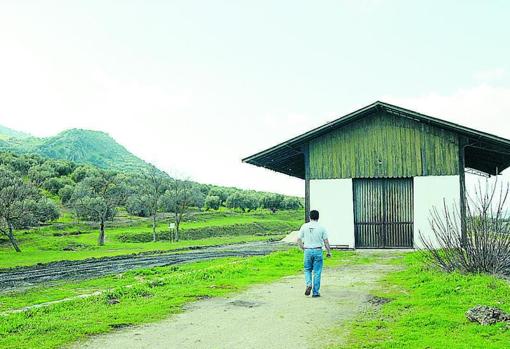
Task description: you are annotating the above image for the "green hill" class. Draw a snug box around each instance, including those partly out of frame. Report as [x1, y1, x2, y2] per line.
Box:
[0, 125, 32, 140]
[0, 126, 151, 172]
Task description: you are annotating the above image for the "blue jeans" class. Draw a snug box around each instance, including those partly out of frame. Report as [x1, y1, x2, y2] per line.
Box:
[304, 249, 323, 296]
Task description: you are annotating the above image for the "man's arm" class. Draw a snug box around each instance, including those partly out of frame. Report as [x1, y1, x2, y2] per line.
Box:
[324, 239, 332, 257]
[297, 225, 305, 251]
[297, 238, 304, 251]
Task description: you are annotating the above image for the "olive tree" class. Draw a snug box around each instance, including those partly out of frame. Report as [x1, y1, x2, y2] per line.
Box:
[70, 172, 126, 246]
[204, 195, 221, 210]
[159, 179, 203, 241]
[0, 167, 59, 252]
[226, 192, 259, 212]
[208, 187, 229, 206]
[43, 177, 74, 195]
[58, 184, 75, 205]
[261, 193, 285, 213]
[126, 195, 151, 217]
[71, 165, 100, 183]
[282, 196, 303, 210]
[28, 164, 56, 187]
[139, 166, 168, 242]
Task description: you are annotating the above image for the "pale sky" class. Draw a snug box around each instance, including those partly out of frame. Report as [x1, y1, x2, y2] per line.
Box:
[1, 1, 509, 196]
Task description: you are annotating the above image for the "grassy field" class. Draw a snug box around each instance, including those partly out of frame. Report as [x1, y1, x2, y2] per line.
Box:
[0, 207, 308, 349]
[0, 208, 302, 268]
[3, 207, 509, 348]
[0, 249, 368, 349]
[333, 252, 510, 349]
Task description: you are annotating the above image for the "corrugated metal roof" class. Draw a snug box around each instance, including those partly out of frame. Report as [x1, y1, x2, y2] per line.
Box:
[243, 101, 510, 178]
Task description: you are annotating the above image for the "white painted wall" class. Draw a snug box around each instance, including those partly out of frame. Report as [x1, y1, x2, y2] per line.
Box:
[310, 176, 460, 249]
[414, 175, 461, 249]
[310, 179, 354, 247]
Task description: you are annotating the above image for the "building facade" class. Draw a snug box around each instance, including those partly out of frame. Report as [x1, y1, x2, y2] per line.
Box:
[244, 102, 510, 249]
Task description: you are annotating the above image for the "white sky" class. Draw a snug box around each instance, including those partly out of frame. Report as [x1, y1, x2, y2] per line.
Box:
[0, 1, 509, 196]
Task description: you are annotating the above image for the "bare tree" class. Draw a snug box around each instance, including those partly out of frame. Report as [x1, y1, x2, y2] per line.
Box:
[420, 179, 510, 276]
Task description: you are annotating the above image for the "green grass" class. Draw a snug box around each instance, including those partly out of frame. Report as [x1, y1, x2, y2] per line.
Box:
[0, 249, 360, 349]
[333, 252, 510, 349]
[0, 209, 302, 268]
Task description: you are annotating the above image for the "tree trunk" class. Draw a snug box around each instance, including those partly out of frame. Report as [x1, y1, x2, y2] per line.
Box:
[98, 220, 105, 246]
[152, 214, 157, 242]
[174, 212, 180, 242]
[7, 224, 21, 252]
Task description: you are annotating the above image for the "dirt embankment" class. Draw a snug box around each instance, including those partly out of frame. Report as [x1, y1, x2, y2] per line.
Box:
[0, 241, 289, 292]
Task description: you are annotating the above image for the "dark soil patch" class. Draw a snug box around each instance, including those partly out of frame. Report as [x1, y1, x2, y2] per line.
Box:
[229, 300, 261, 308]
[110, 323, 132, 329]
[466, 305, 510, 325]
[366, 295, 392, 306]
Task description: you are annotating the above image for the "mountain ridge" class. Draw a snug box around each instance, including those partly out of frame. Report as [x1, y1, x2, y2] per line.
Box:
[0, 125, 152, 172]
[0, 124, 32, 140]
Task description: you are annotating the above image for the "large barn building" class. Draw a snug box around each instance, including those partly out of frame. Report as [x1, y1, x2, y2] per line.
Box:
[243, 101, 510, 249]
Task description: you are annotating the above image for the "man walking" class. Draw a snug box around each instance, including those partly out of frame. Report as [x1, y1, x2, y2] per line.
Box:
[297, 210, 331, 297]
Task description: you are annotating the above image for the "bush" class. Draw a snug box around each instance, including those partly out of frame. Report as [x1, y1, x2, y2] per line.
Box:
[420, 180, 510, 276]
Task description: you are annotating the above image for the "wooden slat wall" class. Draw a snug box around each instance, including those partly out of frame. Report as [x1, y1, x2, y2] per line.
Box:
[309, 111, 459, 179]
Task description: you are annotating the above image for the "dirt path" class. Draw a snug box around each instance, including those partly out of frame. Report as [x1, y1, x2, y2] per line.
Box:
[0, 241, 288, 292]
[72, 251, 400, 349]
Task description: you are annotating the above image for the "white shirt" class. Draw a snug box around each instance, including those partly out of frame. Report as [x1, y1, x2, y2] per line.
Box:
[298, 220, 328, 248]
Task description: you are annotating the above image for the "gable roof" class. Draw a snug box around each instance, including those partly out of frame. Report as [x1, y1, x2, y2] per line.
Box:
[242, 101, 510, 179]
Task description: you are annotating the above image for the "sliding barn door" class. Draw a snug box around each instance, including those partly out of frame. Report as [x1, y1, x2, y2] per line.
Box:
[353, 178, 414, 248]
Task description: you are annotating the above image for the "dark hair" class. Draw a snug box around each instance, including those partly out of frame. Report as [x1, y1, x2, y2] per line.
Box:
[310, 210, 319, 220]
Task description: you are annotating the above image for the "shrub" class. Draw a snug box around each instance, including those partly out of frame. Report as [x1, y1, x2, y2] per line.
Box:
[420, 179, 510, 276]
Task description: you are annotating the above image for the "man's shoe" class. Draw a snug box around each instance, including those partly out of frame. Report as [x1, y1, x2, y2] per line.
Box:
[312, 294, 320, 298]
[305, 286, 312, 296]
